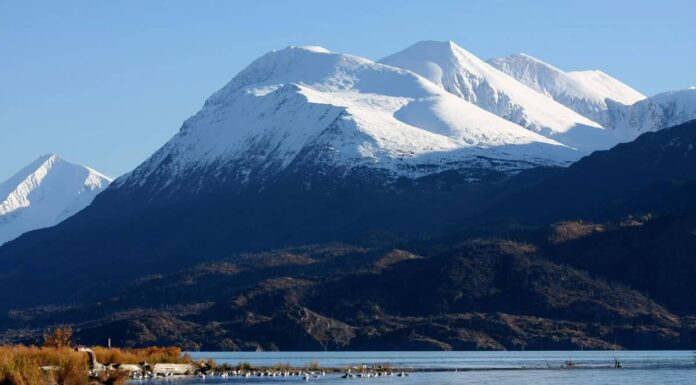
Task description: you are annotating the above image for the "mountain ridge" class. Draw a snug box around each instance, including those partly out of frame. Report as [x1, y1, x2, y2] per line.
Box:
[489, 52, 696, 140]
[380, 41, 611, 152]
[0, 154, 111, 246]
[111, 44, 579, 199]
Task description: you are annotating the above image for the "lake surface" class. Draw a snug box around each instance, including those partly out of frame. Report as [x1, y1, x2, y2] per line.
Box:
[179, 351, 696, 384]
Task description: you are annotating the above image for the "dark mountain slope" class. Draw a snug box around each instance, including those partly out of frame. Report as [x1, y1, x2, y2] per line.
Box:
[547, 213, 696, 315]
[485, 119, 696, 223]
[1, 121, 695, 350]
[0, 239, 687, 351]
[0, 167, 506, 312]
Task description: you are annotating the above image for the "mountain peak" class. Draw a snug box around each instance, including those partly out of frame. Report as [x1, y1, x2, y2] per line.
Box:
[115, 43, 585, 195]
[391, 40, 479, 63]
[408, 40, 458, 50]
[489, 52, 568, 80]
[567, 69, 645, 105]
[37, 153, 60, 162]
[0, 155, 111, 245]
[511, 52, 555, 65]
[207, 44, 375, 101]
[380, 41, 609, 151]
[285, 45, 331, 53]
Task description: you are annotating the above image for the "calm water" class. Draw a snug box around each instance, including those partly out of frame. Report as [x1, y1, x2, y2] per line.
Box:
[176, 351, 696, 384]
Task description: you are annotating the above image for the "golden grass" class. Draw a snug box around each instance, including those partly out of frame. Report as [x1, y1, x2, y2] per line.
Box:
[0, 345, 190, 385]
[91, 347, 190, 365]
[305, 360, 321, 371]
[0, 346, 86, 385]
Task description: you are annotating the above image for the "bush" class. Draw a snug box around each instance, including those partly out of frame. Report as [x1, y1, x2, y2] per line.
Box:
[42, 328, 73, 349]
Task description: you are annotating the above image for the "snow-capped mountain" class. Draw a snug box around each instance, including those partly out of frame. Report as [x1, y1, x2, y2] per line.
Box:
[567, 70, 646, 105]
[113, 45, 580, 195]
[0, 154, 111, 245]
[607, 88, 696, 141]
[486, 53, 696, 142]
[487, 53, 646, 128]
[0, 41, 694, 315]
[380, 41, 612, 152]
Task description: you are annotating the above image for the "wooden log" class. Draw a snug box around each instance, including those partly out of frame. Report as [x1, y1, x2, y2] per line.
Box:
[152, 363, 195, 375]
[114, 364, 143, 372]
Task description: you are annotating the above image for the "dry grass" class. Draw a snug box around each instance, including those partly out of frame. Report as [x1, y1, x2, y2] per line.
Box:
[549, 220, 605, 244]
[305, 360, 321, 371]
[0, 346, 86, 385]
[91, 347, 190, 365]
[92, 372, 128, 385]
[0, 345, 189, 385]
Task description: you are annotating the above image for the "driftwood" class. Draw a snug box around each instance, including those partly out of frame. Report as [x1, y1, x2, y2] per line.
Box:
[76, 347, 106, 371]
[152, 363, 195, 375]
[113, 364, 142, 372]
[74, 347, 194, 376]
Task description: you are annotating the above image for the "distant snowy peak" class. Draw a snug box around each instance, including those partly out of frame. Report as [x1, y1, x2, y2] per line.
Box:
[487, 53, 645, 127]
[608, 88, 696, 141]
[0, 154, 111, 245]
[567, 70, 646, 105]
[380, 41, 611, 152]
[488, 53, 602, 100]
[488, 52, 696, 141]
[115, 44, 581, 194]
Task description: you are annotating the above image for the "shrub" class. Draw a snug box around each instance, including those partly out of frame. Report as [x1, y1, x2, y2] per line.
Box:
[42, 328, 73, 349]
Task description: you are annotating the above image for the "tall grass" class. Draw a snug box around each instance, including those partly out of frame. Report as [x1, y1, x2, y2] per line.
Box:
[91, 347, 190, 364]
[0, 346, 86, 385]
[0, 345, 189, 385]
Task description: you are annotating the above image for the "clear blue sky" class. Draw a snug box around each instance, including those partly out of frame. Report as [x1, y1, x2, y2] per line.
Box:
[1, 0, 694, 180]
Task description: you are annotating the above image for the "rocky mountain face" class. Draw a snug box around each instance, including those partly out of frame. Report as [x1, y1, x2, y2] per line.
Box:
[0, 154, 111, 246]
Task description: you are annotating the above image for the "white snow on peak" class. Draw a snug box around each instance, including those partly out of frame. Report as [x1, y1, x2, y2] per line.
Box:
[487, 53, 645, 127]
[607, 87, 696, 141]
[567, 70, 646, 105]
[488, 52, 695, 141]
[111, 42, 695, 195]
[290, 45, 331, 53]
[489, 53, 608, 102]
[0, 154, 111, 245]
[115, 45, 580, 192]
[380, 41, 612, 152]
